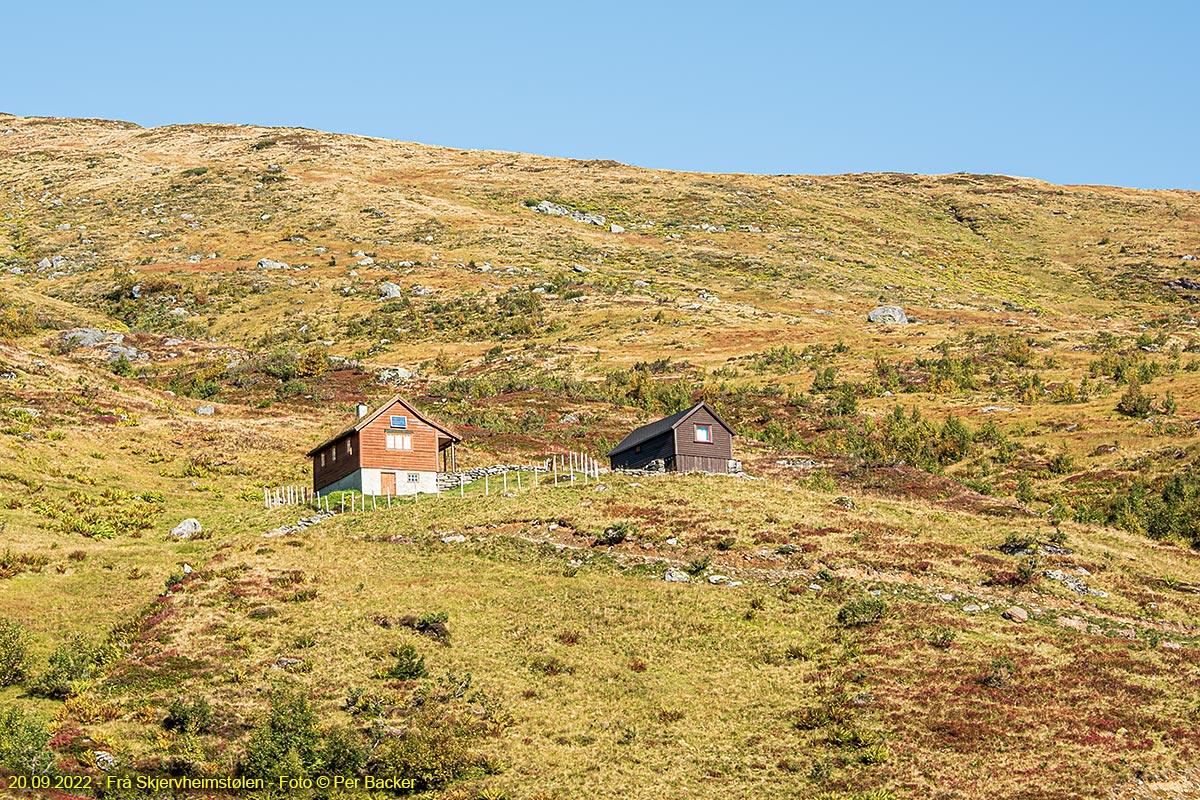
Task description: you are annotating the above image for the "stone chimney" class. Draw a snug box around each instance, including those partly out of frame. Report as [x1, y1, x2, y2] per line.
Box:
[356, 402, 369, 419]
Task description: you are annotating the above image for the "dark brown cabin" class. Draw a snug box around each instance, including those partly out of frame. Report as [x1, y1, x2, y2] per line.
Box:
[607, 402, 735, 473]
[306, 395, 460, 496]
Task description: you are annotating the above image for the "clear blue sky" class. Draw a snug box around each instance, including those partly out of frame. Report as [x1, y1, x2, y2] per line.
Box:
[5, 1, 1198, 190]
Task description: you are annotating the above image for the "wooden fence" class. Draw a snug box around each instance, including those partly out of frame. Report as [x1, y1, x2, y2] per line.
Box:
[264, 450, 604, 513]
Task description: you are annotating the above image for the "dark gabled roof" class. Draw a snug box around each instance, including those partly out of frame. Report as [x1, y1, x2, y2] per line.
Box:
[305, 395, 461, 457]
[607, 402, 734, 457]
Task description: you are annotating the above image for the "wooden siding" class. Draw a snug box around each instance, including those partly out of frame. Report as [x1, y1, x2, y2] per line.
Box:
[610, 430, 675, 470]
[357, 401, 441, 473]
[672, 406, 732, 473]
[675, 454, 731, 473]
[311, 431, 362, 491]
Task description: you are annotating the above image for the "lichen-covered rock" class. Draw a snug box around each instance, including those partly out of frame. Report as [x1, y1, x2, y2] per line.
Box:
[867, 305, 908, 324]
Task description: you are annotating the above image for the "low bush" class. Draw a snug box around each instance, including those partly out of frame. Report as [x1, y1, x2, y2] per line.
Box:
[0, 619, 29, 685]
[594, 521, 636, 547]
[836, 597, 887, 627]
[0, 706, 56, 776]
[241, 691, 321, 780]
[164, 697, 214, 734]
[378, 644, 428, 680]
[31, 633, 98, 699]
[372, 724, 479, 791]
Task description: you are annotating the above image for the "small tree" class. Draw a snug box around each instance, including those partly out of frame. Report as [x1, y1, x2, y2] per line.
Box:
[0, 620, 29, 686]
[1116, 381, 1153, 418]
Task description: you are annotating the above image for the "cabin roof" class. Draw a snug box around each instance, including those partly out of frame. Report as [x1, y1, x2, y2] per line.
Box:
[305, 395, 461, 457]
[607, 402, 733, 457]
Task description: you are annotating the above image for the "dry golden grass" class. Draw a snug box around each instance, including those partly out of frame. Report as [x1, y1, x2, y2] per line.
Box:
[0, 114, 1199, 798]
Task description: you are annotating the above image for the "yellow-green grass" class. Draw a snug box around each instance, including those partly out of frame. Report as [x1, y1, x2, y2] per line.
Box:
[72, 474, 1200, 799]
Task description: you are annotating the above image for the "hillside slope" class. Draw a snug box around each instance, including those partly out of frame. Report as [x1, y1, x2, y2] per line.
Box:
[0, 115, 1199, 799]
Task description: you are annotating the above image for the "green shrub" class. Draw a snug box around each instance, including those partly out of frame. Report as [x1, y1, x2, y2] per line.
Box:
[378, 644, 428, 680]
[241, 691, 321, 779]
[1116, 381, 1153, 418]
[836, 597, 887, 627]
[981, 656, 1015, 688]
[0, 620, 28, 686]
[318, 725, 367, 776]
[164, 697, 214, 734]
[31, 633, 98, 699]
[372, 725, 478, 790]
[594, 521, 636, 547]
[0, 706, 55, 776]
[110, 353, 133, 376]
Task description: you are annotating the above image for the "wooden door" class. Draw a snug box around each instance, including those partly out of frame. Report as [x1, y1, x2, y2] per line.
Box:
[381, 472, 397, 496]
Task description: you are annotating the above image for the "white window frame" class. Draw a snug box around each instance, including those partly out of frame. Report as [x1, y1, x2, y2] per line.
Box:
[694, 424, 712, 443]
[390, 415, 408, 429]
[386, 433, 413, 451]
[407, 473, 419, 483]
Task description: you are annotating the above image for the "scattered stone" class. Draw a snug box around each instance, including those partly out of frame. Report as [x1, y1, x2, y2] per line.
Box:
[378, 367, 415, 383]
[665, 537, 679, 546]
[195, 404, 215, 416]
[1182, 254, 1197, 261]
[411, 284, 433, 296]
[257, 258, 288, 270]
[379, 281, 403, 299]
[94, 751, 116, 772]
[808, 583, 823, 591]
[441, 534, 468, 544]
[592, 484, 610, 492]
[62, 328, 123, 349]
[1057, 615, 1089, 633]
[980, 406, 1016, 413]
[531, 200, 605, 226]
[1043, 569, 1107, 596]
[832, 496, 857, 510]
[1162, 641, 1182, 650]
[633, 279, 649, 287]
[610, 223, 625, 234]
[867, 305, 908, 324]
[559, 413, 580, 423]
[962, 604, 981, 613]
[1002, 606, 1029, 623]
[572, 264, 591, 274]
[105, 344, 146, 362]
[271, 656, 304, 670]
[708, 575, 730, 585]
[170, 518, 202, 539]
[664, 567, 691, 583]
[182, 563, 194, 575]
[935, 593, 956, 602]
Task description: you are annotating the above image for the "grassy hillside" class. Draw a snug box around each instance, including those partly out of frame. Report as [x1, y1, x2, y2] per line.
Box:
[1, 114, 1200, 799]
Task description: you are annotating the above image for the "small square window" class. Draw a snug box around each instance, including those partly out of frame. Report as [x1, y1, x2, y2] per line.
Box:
[347, 440, 353, 456]
[694, 424, 712, 443]
[320, 452, 326, 467]
[330, 446, 336, 462]
[390, 415, 408, 429]
[407, 473, 419, 483]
